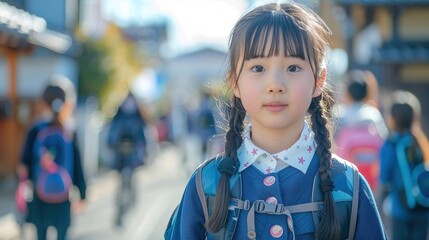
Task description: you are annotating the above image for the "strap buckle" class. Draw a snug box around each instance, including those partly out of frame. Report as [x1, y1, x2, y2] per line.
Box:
[254, 200, 285, 215]
[230, 199, 251, 210]
[243, 200, 251, 210]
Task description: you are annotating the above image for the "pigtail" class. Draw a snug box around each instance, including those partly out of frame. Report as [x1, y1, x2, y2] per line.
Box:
[206, 96, 245, 233]
[309, 95, 341, 240]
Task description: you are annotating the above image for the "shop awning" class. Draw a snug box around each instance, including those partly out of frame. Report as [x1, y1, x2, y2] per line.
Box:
[0, 1, 72, 53]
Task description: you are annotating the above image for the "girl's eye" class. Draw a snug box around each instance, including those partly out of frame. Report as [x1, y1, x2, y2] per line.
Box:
[287, 65, 302, 72]
[251, 65, 264, 73]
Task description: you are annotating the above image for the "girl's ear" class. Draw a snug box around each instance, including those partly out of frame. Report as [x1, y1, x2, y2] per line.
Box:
[312, 68, 326, 98]
[231, 74, 241, 98]
[233, 87, 241, 98]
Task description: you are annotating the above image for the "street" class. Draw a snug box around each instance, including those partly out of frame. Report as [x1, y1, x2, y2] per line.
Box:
[7, 144, 191, 240]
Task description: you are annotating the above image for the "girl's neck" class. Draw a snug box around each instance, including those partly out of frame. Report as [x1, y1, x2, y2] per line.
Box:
[250, 122, 304, 154]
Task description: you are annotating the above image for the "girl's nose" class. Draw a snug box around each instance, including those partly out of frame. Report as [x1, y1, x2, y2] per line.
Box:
[268, 87, 284, 93]
[266, 72, 285, 93]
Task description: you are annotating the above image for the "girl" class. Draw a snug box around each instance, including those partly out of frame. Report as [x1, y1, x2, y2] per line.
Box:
[19, 74, 86, 240]
[379, 90, 429, 240]
[166, 2, 386, 239]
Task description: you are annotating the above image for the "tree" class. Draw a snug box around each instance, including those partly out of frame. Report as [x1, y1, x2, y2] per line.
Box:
[77, 23, 144, 116]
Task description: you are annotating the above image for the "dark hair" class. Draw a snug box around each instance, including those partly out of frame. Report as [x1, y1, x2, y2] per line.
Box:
[41, 74, 76, 124]
[390, 90, 421, 133]
[391, 103, 413, 133]
[347, 70, 367, 102]
[208, 3, 340, 239]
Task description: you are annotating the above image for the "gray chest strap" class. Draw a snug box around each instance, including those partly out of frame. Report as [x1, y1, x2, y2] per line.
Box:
[230, 198, 322, 240]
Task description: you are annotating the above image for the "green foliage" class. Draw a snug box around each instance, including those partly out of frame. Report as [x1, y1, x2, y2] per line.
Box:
[77, 23, 145, 115]
[77, 41, 110, 100]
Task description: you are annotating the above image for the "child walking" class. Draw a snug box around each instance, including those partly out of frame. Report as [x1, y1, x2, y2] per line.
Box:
[379, 90, 429, 240]
[18, 74, 86, 240]
[165, 2, 386, 239]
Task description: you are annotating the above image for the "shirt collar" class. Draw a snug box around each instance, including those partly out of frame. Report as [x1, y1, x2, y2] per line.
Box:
[237, 122, 316, 174]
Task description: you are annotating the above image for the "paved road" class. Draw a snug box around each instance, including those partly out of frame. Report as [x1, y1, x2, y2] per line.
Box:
[1, 145, 191, 240]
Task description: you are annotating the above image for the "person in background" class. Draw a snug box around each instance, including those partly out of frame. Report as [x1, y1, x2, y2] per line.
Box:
[379, 90, 429, 240]
[107, 92, 147, 226]
[188, 90, 217, 160]
[165, 2, 387, 239]
[18, 74, 86, 240]
[334, 69, 388, 139]
[333, 69, 388, 190]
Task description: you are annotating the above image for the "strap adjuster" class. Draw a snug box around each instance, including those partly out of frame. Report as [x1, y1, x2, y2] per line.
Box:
[254, 200, 285, 214]
[230, 199, 251, 210]
[243, 200, 251, 210]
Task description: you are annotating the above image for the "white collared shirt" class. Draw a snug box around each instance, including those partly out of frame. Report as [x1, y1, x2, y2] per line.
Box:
[237, 122, 316, 174]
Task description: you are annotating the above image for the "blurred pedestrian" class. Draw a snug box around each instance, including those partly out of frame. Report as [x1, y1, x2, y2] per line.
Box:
[18, 74, 86, 240]
[379, 90, 429, 240]
[165, 2, 387, 239]
[334, 69, 388, 190]
[107, 92, 147, 226]
[188, 90, 217, 160]
[335, 69, 388, 138]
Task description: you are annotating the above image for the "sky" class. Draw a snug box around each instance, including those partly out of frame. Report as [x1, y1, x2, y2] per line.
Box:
[103, 0, 248, 56]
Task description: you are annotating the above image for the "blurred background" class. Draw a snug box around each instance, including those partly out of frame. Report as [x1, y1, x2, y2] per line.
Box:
[0, 0, 428, 239]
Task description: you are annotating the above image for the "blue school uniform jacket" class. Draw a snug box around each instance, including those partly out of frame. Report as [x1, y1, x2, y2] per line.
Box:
[168, 154, 387, 239]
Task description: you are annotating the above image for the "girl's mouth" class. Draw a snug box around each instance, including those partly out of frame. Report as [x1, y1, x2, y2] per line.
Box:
[264, 102, 287, 112]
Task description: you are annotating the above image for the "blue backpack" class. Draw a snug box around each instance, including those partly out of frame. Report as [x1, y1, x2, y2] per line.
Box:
[165, 155, 360, 240]
[395, 135, 429, 210]
[33, 125, 74, 203]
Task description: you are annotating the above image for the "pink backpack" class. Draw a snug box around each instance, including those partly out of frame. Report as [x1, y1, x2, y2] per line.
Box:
[335, 125, 383, 190]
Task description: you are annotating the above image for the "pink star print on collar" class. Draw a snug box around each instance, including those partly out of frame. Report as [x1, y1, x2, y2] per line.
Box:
[237, 122, 316, 174]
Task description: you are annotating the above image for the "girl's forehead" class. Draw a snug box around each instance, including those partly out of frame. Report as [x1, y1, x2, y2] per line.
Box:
[241, 28, 308, 60]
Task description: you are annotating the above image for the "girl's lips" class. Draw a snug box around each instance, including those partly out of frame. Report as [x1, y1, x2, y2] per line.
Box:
[264, 102, 287, 112]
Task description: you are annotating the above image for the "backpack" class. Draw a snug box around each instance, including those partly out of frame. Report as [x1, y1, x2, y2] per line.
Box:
[33, 125, 74, 203]
[335, 125, 383, 190]
[165, 156, 360, 240]
[395, 135, 429, 210]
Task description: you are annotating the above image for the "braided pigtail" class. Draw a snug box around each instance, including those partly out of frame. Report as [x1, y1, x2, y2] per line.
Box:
[309, 95, 340, 240]
[206, 96, 245, 233]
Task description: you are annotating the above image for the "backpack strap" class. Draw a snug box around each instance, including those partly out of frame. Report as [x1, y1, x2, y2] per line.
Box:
[195, 157, 215, 225]
[395, 135, 417, 209]
[348, 162, 360, 240]
[196, 156, 242, 240]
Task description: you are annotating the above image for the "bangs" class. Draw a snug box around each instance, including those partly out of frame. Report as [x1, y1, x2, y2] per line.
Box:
[243, 11, 313, 62]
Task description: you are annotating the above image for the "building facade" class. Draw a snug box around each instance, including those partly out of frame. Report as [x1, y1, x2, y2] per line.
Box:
[326, 0, 429, 132]
[0, 0, 81, 174]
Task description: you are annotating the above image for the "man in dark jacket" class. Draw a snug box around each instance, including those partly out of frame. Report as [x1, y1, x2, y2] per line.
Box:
[107, 92, 147, 226]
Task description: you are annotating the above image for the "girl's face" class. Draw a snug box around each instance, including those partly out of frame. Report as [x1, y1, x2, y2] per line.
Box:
[233, 42, 323, 134]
